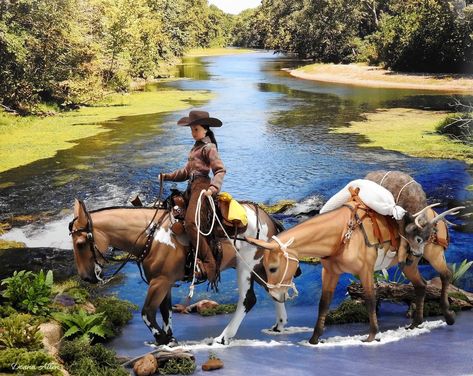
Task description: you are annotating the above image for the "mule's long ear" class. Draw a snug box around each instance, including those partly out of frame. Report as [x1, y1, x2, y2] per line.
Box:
[245, 237, 279, 250]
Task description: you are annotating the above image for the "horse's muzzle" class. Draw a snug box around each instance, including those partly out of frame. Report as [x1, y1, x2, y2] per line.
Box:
[269, 290, 287, 303]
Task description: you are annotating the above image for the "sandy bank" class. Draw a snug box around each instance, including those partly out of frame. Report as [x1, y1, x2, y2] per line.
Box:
[289, 64, 473, 92]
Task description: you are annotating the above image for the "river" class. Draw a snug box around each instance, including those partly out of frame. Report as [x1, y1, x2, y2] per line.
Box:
[1, 51, 473, 374]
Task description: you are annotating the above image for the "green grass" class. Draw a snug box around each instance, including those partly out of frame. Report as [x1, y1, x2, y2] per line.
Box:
[0, 89, 213, 173]
[333, 108, 473, 164]
[185, 47, 256, 57]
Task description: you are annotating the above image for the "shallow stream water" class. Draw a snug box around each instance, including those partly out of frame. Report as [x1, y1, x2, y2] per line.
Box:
[1, 52, 473, 374]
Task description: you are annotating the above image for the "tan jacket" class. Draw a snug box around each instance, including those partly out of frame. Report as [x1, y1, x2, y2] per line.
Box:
[165, 136, 226, 194]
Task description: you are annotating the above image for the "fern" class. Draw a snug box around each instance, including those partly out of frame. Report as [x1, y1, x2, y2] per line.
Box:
[53, 310, 108, 342]
[450, 259, 473, 286]
[1, 270, 54, 315]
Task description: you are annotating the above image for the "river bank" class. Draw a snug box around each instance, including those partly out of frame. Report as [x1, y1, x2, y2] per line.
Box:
[332, 108, 473, 165]
[0, 48, 259, 175]
[289, 63, 473, 92]
[0, 89, 213, 173]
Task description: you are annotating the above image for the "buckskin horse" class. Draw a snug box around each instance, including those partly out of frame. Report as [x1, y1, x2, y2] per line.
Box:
[69, 198, 286, 345]
[247, 192, 462, 344]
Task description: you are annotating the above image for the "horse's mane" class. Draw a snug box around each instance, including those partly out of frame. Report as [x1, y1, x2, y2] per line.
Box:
[89, 206, 165, 214]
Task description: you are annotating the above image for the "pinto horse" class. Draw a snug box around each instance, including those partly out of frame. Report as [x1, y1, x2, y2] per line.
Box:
[70, 199, 286, 345]
[247, 201, 459, 344]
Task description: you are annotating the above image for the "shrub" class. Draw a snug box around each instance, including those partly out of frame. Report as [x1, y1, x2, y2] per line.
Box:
[326, 299, 369, 325]
[0, 348, 61, 376]
[159, 357, 196, 375]
[437, 113, 473, 145]
[52, 309, 108, 342]
[0, 314, 43, 350]
[200, 304, 237, 316]
[0, 304, 17, 318]
[93, 296, 137, 337]
[59, 338, 128, 376]
[1, 270, 53, 315]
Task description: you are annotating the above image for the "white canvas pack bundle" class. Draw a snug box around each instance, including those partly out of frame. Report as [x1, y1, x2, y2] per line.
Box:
[320, 179, 407, 220]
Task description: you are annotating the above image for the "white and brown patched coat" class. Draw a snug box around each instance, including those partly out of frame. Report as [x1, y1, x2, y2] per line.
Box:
[166, 136, 226, 194]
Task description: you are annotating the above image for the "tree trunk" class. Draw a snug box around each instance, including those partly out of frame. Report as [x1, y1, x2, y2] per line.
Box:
[347, 281, 473, 310]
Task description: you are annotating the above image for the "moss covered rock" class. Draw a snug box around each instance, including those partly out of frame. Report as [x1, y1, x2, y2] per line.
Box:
[326, 299, 369, 325]
[199, 304, 237, 317]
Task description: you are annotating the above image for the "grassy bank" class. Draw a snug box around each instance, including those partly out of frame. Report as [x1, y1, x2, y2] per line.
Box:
[185, 47, 256, 57]
[332, 108, 473, 164]
[291, 63, 473, 92]
[0, 89, 213, 173]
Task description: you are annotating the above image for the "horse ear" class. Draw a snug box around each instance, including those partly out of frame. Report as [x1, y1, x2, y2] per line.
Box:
[245, 237, 279, 250]
[74, 199, 81, 217]
[74, 199, 87, 224]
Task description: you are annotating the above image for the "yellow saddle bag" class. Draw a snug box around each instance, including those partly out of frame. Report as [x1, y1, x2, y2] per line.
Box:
[218, 192, 248, 227]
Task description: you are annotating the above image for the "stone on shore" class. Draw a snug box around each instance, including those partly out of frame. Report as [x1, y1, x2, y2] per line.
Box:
[133, 354, 158, 376]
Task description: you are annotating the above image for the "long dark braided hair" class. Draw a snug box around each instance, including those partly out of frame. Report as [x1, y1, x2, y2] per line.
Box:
[205, 127, 218, 150]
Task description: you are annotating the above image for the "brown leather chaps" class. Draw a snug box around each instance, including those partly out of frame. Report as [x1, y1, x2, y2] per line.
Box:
[185, 176, 217, 283]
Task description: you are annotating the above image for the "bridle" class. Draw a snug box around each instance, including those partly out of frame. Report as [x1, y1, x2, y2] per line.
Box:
[69, 201, 111, 282]
[266, 235, 299, 299]
[69, 200, 167, 285]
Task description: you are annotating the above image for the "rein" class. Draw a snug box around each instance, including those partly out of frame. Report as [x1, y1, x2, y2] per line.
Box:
[69, 201, 114, 284]
[69, 196, 168, 285]
[188, 191, 299, 301]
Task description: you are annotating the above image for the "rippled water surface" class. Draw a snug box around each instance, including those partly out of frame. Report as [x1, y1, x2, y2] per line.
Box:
[1, 53, 473, 372]
[2, 51, 472, 282]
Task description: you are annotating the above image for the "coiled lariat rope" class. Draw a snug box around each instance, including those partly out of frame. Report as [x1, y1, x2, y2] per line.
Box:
[187, 190, 299, 300]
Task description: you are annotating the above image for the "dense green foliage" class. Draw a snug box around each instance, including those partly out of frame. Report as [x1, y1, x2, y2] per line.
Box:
[0, 314, 43, 350]
[199, 303, 237, 316]
[438, 112, 473, 144]
[93, 296, 138, 337]
[326, 299, 369, 324]
[52, 309, 109, 341]
[59, 338, 128, 376]
[373, 0, 473, 72]
[234, 0, 473, 73]
[2, 0, 471, 111]
[1, 270, 53, 315]
[0, 0, 233, 111]
[0, 348, 61, 376]
[159, 357, 197, 375]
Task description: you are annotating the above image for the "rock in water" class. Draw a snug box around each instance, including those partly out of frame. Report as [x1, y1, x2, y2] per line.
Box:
[133, 354, 158, 376]
[202, 358, 224, 371]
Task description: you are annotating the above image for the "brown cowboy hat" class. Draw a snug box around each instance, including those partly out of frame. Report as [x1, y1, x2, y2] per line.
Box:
[177, 110, 222, 127]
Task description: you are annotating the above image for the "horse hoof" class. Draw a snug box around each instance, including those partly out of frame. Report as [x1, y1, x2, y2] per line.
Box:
[168, 338, 179, 347]
[445, 311, 456, 325]
[362, 335, 377, 343]
[407, 321, 422, 330]
[308, 337, 319, 345]
[213, 337, 229, 345]
[270, 325, 281, 333]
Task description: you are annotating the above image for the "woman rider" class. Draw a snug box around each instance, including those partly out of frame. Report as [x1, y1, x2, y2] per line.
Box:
[161, 110, 226, 287]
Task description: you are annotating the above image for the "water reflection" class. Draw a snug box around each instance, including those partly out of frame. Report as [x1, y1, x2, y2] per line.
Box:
[1, 52, 472, 228]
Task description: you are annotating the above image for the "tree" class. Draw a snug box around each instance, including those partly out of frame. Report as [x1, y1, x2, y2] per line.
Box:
[373, 0, 473, 72]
